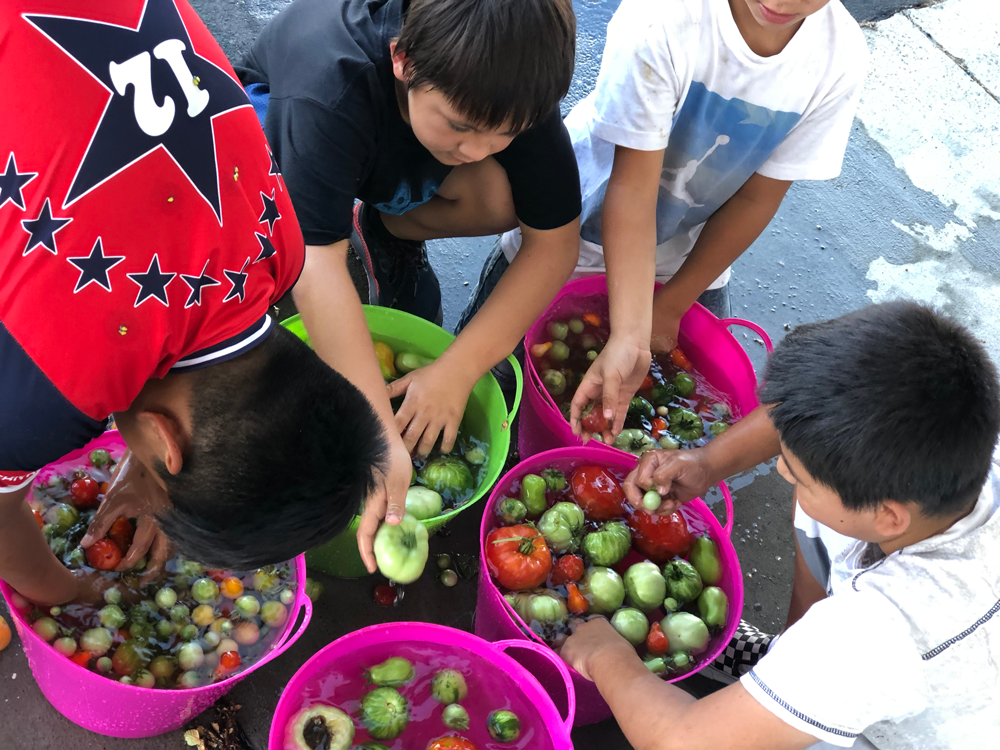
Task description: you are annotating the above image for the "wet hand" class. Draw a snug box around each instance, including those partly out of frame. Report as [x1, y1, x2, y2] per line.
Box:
[559, 617, 633, 682]
[387, 360, 476, 457]
[570, 334, 651, 440]
[623, 448, 713, 514]
[356, 434, 410, 573]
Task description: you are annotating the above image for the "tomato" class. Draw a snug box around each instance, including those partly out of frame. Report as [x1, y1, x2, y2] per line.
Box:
[205, 569, 229, 582]
[670, 348, 693, 371]
[219, 650, 241, 671]
[570, 466, 626, 522]
[645, 622, 669, 655]
[85, 539, 122, 571]
[107, 516, 134, 555]
[640, 375, 654, 390]
[219, 576, 244, 599]
[70, 651, 92, 667]
[582, 313, 602, 328]
[627, 511, 694, 564]
[32, 510, 44, 529]
[649, 417, 668, 439]
[580, 403, 609, 434]
[99, 481, 109, 495]
[373, 583, 397, 607]
[0, 615, 11, 651]
[550, 554, 584, 585]
[70, 477, 100, 508]
[427, 737, 479, 750]
[485, 525, 552, 591]
[566, 582, 589, 615]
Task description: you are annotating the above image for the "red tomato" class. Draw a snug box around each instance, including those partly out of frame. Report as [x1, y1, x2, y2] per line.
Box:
[107, 516, 134, 555]
[670, 348, 693, 371]
[580, 403, 609, 434]
[640, 374, 654, 390]
[219, 650, 241, 671]
[550, 554, 584, 585]
[645, 622, 669, 655]
[205, 569, 229, 582]
[485, 525, 552, 591]
[627, 511, 694, 564]
[570, 466, 626, 522]
[69, 651, 91, 668]
[649, 417, 668, 439]
[428, 737, 479, 750]
[566, 582, 589, 615]
[69, 477, 100, 508]
[32, 510, 44, 529]
[98, 481, 109, 495]
[85, 539, 122, 570]
[373, 583, 397, 607]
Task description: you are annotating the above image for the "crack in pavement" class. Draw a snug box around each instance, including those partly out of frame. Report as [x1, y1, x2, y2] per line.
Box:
[904, 10, 1000, 105]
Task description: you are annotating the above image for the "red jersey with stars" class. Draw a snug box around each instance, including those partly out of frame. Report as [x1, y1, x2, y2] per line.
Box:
[0, 0, 304, 488]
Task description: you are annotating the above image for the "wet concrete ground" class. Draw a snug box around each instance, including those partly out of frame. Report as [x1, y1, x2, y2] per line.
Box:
[3, 0, 997, 747]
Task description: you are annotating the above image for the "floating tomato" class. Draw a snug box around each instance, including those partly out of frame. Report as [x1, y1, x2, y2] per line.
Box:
[550, 554, 584, 585]
[427, 737, 479, 750]
[627, 511, 694, 564]
[670, 348, 693, 371]
[570, 466, 625, 522]
[70, 477, 100, 508]
[485, 525, 552, 591]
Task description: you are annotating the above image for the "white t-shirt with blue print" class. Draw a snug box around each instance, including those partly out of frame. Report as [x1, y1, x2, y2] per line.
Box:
[502, 0, 868, 287]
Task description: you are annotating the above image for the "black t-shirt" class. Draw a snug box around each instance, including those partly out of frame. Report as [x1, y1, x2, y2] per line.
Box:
[236, 0, 581, 247]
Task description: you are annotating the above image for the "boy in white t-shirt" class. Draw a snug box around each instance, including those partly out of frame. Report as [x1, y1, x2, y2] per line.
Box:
[467, 0, 869, 437]
[561, 301, 1000, 750]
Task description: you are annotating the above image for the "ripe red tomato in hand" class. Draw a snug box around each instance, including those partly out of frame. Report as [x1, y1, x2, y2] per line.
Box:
[570, 466, 626, 522]
[70, 477, 100, 508]
[107, 516, 134, 555]
[550, 554, 584, 585]
[627, 510, 694, 564]
[85, 538, 123, 570]
[580, 403, 609, 434]
[486, 525, 552, 590]
[428, 737, 479, 750]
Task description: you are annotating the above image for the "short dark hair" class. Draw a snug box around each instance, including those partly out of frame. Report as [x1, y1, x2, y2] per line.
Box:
[395, 0, 576, 132]
[761, 301, 1000, 517]
[157, 324, 387, 567]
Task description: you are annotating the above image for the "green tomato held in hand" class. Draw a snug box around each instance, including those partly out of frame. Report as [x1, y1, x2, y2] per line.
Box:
[611, 607, 650, 646]
[537, 502, 586, 554]
[624, 561, 667, 612]
[582, 521, 632, 567]
[668, 407, 705, 442]
[519, 473, 548, 517]
[374, 514, 429, 584]
[642, 490, 663, 511]
[405, 486, 443, 521]
[580, 567, 625, 615]
[673, 372, 696, 398]
[662, 559, 703, 603]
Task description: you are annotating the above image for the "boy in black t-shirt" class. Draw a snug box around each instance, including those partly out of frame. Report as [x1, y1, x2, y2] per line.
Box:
[238, 0, 581, 556]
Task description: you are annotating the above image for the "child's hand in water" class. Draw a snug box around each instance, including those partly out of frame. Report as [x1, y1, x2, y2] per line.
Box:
[387, 358, 479, 457]
[560, 617, 635, 682]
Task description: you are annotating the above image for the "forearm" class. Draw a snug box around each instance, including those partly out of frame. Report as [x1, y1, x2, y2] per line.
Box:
[699, 406, 781, 483]
[442, 220, 580, 378]
[292, 242, 398, 430]
[0, 487, 77, 605]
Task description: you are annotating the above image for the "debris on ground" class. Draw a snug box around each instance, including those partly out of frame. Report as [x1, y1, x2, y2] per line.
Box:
[183, 700, 257, 750]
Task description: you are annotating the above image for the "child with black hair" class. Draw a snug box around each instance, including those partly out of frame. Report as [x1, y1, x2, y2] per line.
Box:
[236, 0, 582, 527]
[561, 301, 1000, 750]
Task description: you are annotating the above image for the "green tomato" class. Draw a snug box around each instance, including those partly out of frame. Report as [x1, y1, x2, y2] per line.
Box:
[582, 521, 632, 567]
[32, 617, 59, 642]
[305, 578, 324, 603]
[613, 429, 657, 456]
[394, 352, 435, 374]
[179, 623, 199, 641]
[579, 333, 598, 350]
[586, 349, 598, 361]
[155, 587, 177, 610]
[519, 473, 548, 518]
[698, 586, 729, 629]
[177, 642, 205, 671]
[261, 601, 288, 627]
[132, 669, 154, 688]
[568, 318, 585, 334]
[44, 503, 78, 534]
[689, 536, 723, 585]
[672, 652, 691, 669]
[49, 536, 68, 558]
[65, 547, 85, 569]
[80, 627, 113, 656]
[431, 669, 468, 704]
[463, 445, 487, 466]
[662, 559, 703, 603]
[442, 703, 469, 730]
[374, 513, 429, 584]
[89, 448, 111, 468]
[644, 656, 667, 675]
[169, 604, 191, 623]
[624, 561, 667, 612]
[103, 587, 122, 605]
[660, 612, 710, 655]
[642, 490, 663, 511]
[96, 656, 114, 674]
[611, 607, 650, 646]
[418, 455, 474, 503]
[404, 486, 443, 521]
[178, 671, 201, 689]
[509, 589, 568, 626]
[708, 421, 729, 436]
[650, 382, 676, 407]
[547, 320, 569, 341]
[235, 595, 261, 617]
[580, 567, 625, 615]
[658, 434, 680, 450]
[364, 657, 415, 687]
[668, 407, 704, 442]
[191, 577, 219, 604]
[361, 687, 410, 739]
[662, 597, 680, 612]
[155, 619, 175, 639]
[541, 369, 567, 396]
[498, 497, 528, 525]
[537, 502, 586, 554]
[673, 372, 696, 398]
[550, 340, 570, 361]
[280, 587, 296, 605]
[488, 709, 522, 742]
[541, 468, 568, 492]
[98, 604, 126, 630]
[627, 396, 655, 422]
[53, 637, 77, 657]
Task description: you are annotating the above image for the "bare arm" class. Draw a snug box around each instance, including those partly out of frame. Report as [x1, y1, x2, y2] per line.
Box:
[652, 173, 791, 349]
[571, 145, 665, 439]
[292, 241, 412, 571]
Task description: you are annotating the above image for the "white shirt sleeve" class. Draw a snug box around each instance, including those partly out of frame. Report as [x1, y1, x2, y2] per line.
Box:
[757, 41, 869, 181]
[741, 592, 928, 747]
[585, 0, 688, 152]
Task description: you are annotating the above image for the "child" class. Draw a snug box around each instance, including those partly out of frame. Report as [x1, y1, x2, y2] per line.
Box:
[0, 0, 387, 605]
[236, 0, 582, 472]
[497, 0, 869, 437]
[562, 301, 1000, 750]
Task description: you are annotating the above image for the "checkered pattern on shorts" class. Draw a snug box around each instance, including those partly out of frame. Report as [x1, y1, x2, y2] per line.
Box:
[711, 619, 773, 678]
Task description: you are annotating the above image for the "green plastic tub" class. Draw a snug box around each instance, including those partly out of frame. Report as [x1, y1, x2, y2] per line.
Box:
[281, 307, 522, 577]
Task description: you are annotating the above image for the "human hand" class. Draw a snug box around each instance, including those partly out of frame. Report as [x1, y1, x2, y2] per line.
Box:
[356, 433, 410, 573]
[387, 360, 477, 457]
[623, 448, 714, 515]
[570, 334, 651, 440]
[650, 311, 681, 355]
[559, 616, 634, 682]
[80, 451, 172, 576]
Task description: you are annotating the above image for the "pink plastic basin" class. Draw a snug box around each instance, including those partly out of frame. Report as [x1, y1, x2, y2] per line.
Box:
[0, 431, 313, 738]
[520, 274, 773, 458]
[269, 621, 575, 750]
[475, 446, 743, 726]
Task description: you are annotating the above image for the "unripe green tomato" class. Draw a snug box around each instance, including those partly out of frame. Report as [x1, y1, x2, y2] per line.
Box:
[150, 655, 175, 680]
[178, 671, 201, 688]
[191, 578, 219, 604]
[169, 604, 191, 623]
[103, 587, 122, 605]
[261, 600, 288, 628]
[32, 617, 59, 642]
[155, 588, 178, 610]
[96, 656, 113, 673]
[80, 627, 113, 656]
[177, 642, 204, 671]
[155, 619, 175, 639]
[53, 637, 77, 657]
[179, 624, 199, 641]
[235, 595, 260, 617]
[133, 669, 155, 688]
[99, 604, 126, 630]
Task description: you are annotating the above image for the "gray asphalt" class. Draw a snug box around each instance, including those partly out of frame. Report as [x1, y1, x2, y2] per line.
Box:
[0, 0, 960, 748]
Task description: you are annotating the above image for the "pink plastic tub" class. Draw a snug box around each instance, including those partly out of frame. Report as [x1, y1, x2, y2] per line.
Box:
[475, 446, 743, 726]
[520, 275, 773, 458]
[0, 431, 313, 738]
[269, 621, 575, 750]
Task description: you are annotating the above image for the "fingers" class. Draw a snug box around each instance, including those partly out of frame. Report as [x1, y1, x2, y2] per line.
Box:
[386, 374, 412, 400]
[623, 468, 644, 508]
[385, 462, 408, 526]
[80, 504, 115, 548]
[116, 517, 156, 571]
[569, 373, 602, 437]
[439, 419, 459, 456]
[603, 375, 624, 436]
[623, 452, 666, 508]
[393, 389, 417, 438]
[402, 412, 431, 455]
[139, 531, 174, 585]
[416, 422, 443, 458]
[356, 489, 387, 574]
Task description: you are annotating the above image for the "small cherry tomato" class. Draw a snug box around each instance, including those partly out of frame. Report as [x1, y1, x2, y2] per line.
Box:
[85, 539, 122, 570]
[640, 375, 654, 390]
[645, 622, 669, 655]
[373, 583, 397, 607]
[205, 569, 229, 582]
[70, 477, 100, 508]
[570, 466, 626, 522]
[427, 736, 479, 750]
[98, 482, 109, 495]
[550, 554, 584, 585]
[219, 650, 241, 671]
[32, 510, 44, 530]
[580, 402, 609, 435]
[0, 615, 11, 651]
[649, 417, 668, 439]
[582, 313, 602, 328]
[107, 516, 134, 555]
[670, 348, 693, 371]
[70, 651, 92, 668]
[566, 582, 589, 615]
[219, 577, 244, 599]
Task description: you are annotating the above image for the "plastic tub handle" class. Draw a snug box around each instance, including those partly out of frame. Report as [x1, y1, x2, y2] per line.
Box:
[272, 594, 313, 651]
[494, 639, 576, 736]
[721, 318, 773, 353]
[717, 481, 735, 537]
[505, 353, 523, 427]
